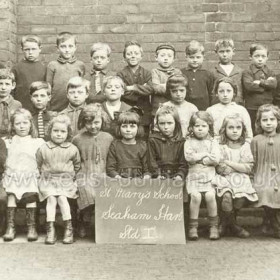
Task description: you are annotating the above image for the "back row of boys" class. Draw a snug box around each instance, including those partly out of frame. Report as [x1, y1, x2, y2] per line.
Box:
[0, 31, 279, 139]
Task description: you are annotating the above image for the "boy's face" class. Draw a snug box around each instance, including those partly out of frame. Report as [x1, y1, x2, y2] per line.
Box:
[57, 37, 77, 60]
[217, 46, 235, 65]
[124, 45, 142, 67]
[170, 86, 187, 105]
[186, 51, 204, 69]
[22, 41, 41, 62]
[31, 89, 51, 110]
[104, 79, 124, 102]
[0, 78, 15, 99]
[91, 49, 110, 71]
[156, 49, 174, 69]
[250, 49, 268, 68]
[67, 86, 88, 107]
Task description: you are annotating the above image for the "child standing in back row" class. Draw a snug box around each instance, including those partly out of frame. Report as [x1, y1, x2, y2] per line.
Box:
[12, 35, 47, 113]
[181, 40, 215, 110]
[47, 32, 85, 112]
[117, 41, 153, 138]
[212, 39, 244, 105]
[151, 43, 181, 118]
[242, 44, 277, 133]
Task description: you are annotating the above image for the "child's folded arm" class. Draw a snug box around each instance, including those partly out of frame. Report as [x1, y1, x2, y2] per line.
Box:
[224, 160, 253, 174]
[259, 76, 277, 89]
[242, 71, 265, 93]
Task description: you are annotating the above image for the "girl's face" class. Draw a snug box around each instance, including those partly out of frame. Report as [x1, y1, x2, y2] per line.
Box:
[14, 115, 31, 137]
[157, 114, 176, 138]
[120, 123, 138, 140]
[51, 122, 68, 145]
[104, 79, 124, 102]
[217, 82, 234, 105]
[85, 116, 102, 136]
[170, 86, 187, 105]
[192, 118, 209, 139]
[260, 111, 278, 135]
[226, 119, 243, 142]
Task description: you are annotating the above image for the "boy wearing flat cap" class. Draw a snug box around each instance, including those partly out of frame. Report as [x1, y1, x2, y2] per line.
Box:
[151, 43, 181, 117]
[181, 40, 215, 110]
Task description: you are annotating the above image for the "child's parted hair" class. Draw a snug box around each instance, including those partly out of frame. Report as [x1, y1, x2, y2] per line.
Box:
[185, 40, 205, 56]
[66, 76, 90, 93]
[0, 68, 15, 83]
[56, 32, 76, 46]
[29, 81, 51, 96]
[249, 43, 269, 56]
[166, 74, 189, 100]
[115, 110, 144, 139]
[219, 114, 247, 145]
[155, 104, 182, 139]
[9, 108, 37, 138]
[123, 41, 143, 58]
[214, 39, 235, 52]
[90, 42, 111, 58]
[102, 76, 125, 91]
[255, 104, 280, 135]
[212, 77, 238, 98]
[21, 35, 42, 48]
[47, 114, 73, 142]
[78, 103, 107, 130]
[188, 111, 214, 138]
[155, 42, 176, 57]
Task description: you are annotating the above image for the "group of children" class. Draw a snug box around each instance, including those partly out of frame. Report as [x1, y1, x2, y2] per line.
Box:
[0, 31, 280, 244]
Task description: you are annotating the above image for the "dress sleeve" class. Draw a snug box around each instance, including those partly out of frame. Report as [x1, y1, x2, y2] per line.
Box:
[175, 141, 188, 179]
[72, 146, 81, 173]
[139, 141, 150, 176]
[106, 141, 119, 178]
[36, 147, 43, 173]
[147, 138, 160, 178]
[250, 138, 258, 173]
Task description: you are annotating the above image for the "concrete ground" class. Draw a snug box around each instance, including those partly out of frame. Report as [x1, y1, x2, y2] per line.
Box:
[0, 226, 279, 280]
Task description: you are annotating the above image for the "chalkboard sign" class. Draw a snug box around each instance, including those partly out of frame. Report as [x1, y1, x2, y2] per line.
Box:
[95, 177, 186, 244]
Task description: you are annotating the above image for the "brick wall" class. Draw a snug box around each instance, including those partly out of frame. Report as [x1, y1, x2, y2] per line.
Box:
[0, 0, 17, 65]
[7, 0, 280, 73]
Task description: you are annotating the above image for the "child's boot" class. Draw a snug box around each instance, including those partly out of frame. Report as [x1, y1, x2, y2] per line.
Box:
[63, 219, 74, 244]
[188, 219, 198, 241]
[209, 216, 220, 240]
[45, 222, 56, 245]
[218, 211, 231, 236]
[229, 211, 250, 238]
[3, 207, 16, 241]
[26, 208, 38, 241]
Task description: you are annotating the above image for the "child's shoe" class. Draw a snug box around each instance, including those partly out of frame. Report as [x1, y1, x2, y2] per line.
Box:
[209, 216, 220, 240]
[3, 207, 16, 241]
[63, 219, 74, 244]
[188, 219, 198, 241]
[228, 212, 250, 238]
[26, 208, 38, 241]
[45, 222, 56, 245]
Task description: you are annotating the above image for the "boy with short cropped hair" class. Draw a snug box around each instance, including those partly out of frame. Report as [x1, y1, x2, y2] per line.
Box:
[47, 32, 85, 112]
[30, 81, 57, 140]
[86, 42, 114, 104]
[213, 39, 244, 105]
[12, 35, 46, 113]
[242, 43, 277, 132]
[0, 69, 22, 138]
[117, 41, 153, 136]
[151, 43, 181, 117]
[101, 76, 131, 136]
[59, 76, 89, 136]
[181, 40, 215, 110]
